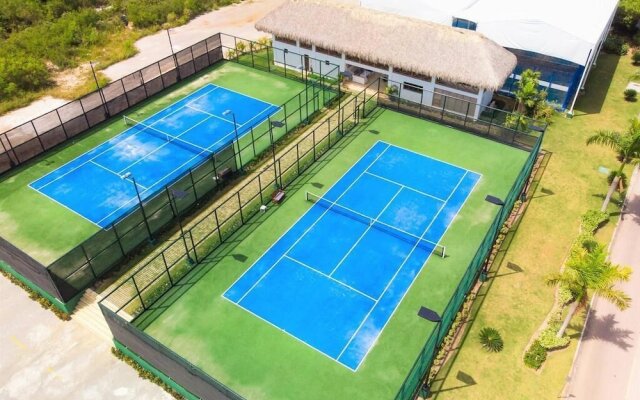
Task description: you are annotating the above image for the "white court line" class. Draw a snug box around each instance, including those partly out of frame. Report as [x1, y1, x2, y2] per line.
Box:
[94, 143, 213, 226]
[221, 295, 359, 372]
[31, 85, 219, 192]
[227, 143, 391, 305]
[284, 256, 377, 302]
[336, 171, 468, 365]
[88, 161, 152, 190]
[114, 113, 215, 175]
[364, 171, 446, 203]
[345, 170, 482, 371]
[328, 185, 404, 277]
[376, 139, 483, 177]
[27, 185, 104, 228]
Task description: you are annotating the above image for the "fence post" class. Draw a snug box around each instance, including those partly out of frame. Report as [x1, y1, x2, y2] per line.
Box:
[312, 129, 316, 161]
[111, 224, 126, 256]
[258, 174, 264, 204]
[250, 42, 255, 67]
[214, 209, 223, 242]
[161, 252, 174, 285]
[418, 89, 424, 116]
[267, 45, 271, 72]
[250, 126, 257, 158]
[188, 169, 198, 200]
[464, 102, 470, 127]
[80, 245, 97, 280]
[31, 121, 46, 151]
[296, 143, 300, 175]
[131, 275, 146, 311]
[120, 80, 131, 108]
[55, 110, 69, 140]
[237, 192, 244, 224]
[441, 96, 447, 120]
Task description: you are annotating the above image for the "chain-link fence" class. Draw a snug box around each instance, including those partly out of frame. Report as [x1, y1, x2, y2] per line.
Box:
[0, 34, 225, 176]
[99, 79, 544, 400]
[0, 34, 341, 306]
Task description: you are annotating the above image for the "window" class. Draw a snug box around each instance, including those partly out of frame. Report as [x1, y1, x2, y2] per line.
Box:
[402, 82, 423, 94]
[315, 45, 342, 58]
[274, 36, 296, 46]
[452, 18, 477, 30]
[435, 78, 479, 94]
[394, 67, 431, 83]
[299, 41, 312, 50]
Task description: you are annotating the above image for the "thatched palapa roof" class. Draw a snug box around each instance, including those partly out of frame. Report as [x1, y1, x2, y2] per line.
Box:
[256, 0, 517, 90]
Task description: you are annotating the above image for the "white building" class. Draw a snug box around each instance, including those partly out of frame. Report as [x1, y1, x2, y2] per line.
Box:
[361, 0, 619, 111]
[256, 0, 517, 119]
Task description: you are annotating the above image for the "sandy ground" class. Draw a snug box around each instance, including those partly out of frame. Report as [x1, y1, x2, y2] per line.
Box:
[562, 166, 640, 400]
[0, 0, 285, 135]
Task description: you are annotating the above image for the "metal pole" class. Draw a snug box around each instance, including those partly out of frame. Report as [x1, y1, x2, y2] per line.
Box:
[268, 116, 278, 187]
[166, 188, 195, 264]
[232, 113, 243, 171]
[131, 176, 153, 243]
[90, 61, 109, 117]
[167, 29, 181, 80]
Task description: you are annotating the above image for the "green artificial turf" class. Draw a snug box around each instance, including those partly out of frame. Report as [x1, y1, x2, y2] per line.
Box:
[138, 108, 530, 400]
[0, 62, 307, 266]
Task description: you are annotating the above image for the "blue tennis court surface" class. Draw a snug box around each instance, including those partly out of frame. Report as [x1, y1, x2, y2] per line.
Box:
[224, 141, 481, 370]
[30, 83, 279, 227]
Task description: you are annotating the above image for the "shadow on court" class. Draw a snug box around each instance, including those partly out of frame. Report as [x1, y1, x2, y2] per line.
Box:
[132, 111, 383, 330]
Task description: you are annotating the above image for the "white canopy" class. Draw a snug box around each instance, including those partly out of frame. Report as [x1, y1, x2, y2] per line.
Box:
[361, 0, 619, 66]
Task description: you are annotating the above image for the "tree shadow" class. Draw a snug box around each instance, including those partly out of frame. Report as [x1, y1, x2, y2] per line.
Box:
[572, 54, 620, 115]
[577, 309, 634, 351]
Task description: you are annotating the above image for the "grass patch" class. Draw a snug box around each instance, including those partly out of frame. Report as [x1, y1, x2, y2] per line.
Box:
[432, 53, 638, 399]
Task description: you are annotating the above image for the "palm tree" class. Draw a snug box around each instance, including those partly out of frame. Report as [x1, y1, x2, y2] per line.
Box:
[514, 70, 546, 116]
[546, 242, 631, 337]
[586, 117, 640, 211]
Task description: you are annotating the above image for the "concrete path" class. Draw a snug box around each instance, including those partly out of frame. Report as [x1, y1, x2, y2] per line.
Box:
[563, 165, 640, 399]
[0, 278, 171, 400]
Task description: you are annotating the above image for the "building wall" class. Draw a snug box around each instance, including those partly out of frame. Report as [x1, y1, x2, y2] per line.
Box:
[272, 37, 489, 119]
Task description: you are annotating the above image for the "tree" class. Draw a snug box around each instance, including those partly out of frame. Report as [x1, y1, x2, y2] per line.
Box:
[514, 69, 547, 117]
[586, 117, 640, 211]
[546, 242, 631, 337]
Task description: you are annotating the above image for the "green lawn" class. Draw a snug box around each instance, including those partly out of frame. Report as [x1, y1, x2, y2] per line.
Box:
[432, 53, 639, 399]
[0, 62, 307, 265]
[137, 107, 529, 400]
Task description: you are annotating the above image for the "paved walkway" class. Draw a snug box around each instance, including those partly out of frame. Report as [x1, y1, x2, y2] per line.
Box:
[0, 277, 171, 400]
[563, 165, 640, 399]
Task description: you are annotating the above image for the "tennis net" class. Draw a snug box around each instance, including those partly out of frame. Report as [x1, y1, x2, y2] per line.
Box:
[123, 115, 212, 156]
[306, 191, 446, 258]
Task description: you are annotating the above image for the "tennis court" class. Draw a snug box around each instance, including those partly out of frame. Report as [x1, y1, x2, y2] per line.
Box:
[29, 83, 279, 228]
[224, 141, 481, 370]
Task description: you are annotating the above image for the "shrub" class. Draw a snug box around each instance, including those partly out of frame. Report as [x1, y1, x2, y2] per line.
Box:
[615, 0, 640, 33]
[624, 88, 637, 101]
[538, 326, 570, 351]
[603, 35, 630, 55]
[524, 340, 547, 369]
[633, 50, 640, 65]
[558, 285, 574, 305]
[478, 327, 504, 352]
[580, 210, 609, 233]
[112, 348, 185, 399]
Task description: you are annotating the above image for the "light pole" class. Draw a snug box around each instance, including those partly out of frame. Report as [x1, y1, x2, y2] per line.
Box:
[222, 109, 243, 171]
[417, 306, 442, 398]
[269, 117, 285, 188]
[167, 188, 195, 264]
[121, 172, 153, 243]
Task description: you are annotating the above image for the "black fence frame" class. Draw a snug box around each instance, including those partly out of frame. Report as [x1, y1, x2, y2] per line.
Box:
[100, 79, 545, 400]
[0, 33, 340, 307]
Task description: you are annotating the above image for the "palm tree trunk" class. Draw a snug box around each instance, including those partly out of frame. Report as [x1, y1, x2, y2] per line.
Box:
[600, 175, 620, 212]
[557, 301, 579, 338]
